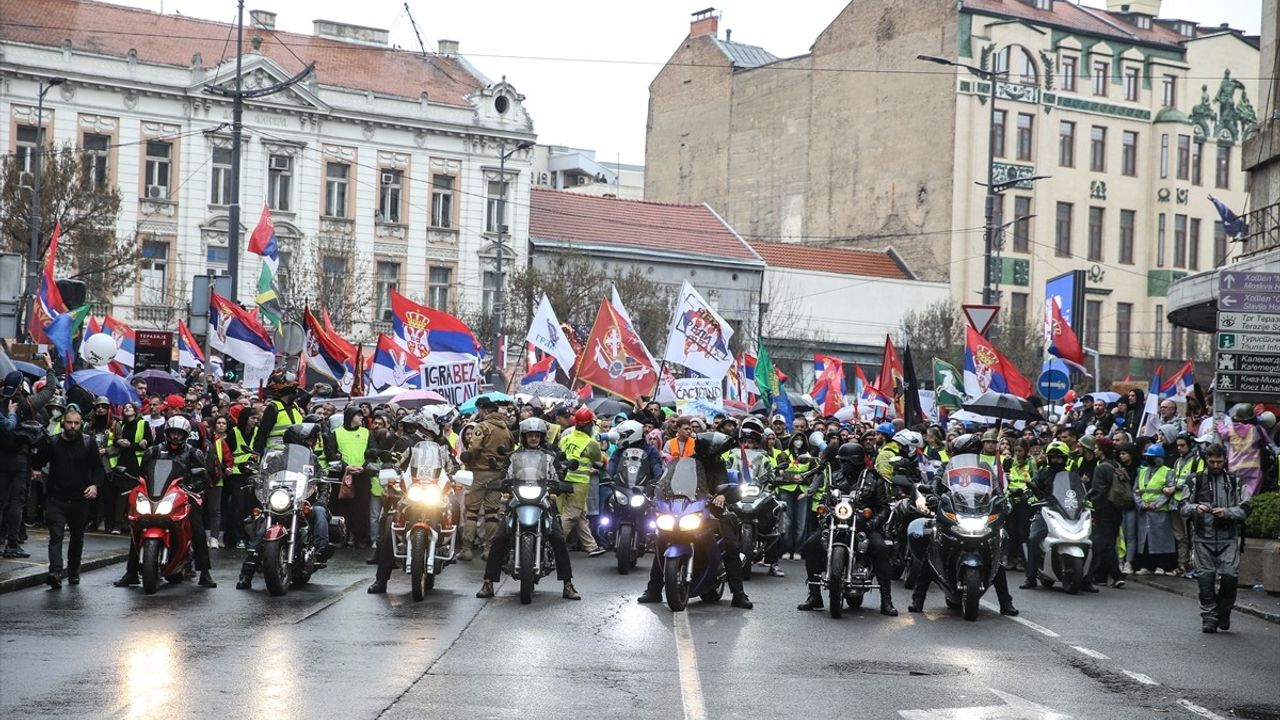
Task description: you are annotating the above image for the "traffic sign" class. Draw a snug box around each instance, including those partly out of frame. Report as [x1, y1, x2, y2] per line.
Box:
[962, 304, 1000, 335]
[1216, 352, 1280, 375]
[1218, 332, 1280, 354]
[1217, 311, 1280, 333]
[1219, 292, 1280, 313]
[1219, 270, 1280, 294]
[1037, 360, 1070, 402]
[1213, 372, 1280, 398]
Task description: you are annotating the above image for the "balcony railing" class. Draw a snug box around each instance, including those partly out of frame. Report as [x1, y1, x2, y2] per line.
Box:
[1238, 200, 1280, 258]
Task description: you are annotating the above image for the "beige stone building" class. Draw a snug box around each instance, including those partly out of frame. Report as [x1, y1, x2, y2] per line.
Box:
[645, 2, 1258, 371]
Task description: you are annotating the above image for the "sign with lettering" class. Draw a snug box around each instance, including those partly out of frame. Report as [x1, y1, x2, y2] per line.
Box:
[673, 377, 724, 419]
[418, 360, 480, 406]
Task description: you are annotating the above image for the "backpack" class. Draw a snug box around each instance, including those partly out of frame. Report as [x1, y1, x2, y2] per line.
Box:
[1105, 461, 1134, 509]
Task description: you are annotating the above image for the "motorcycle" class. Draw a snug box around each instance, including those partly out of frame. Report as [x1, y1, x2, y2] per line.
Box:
[1033, 471, 1093, 594]
[120, 457, 198, 595]
[602, 447, 657, 575]
[725, 448, 783, 579]
[383, 441, 464, 601]
[887, 474, 933, 588]
[813, 487, 880, 618]
[919, 454, 1006, 621]
[253, 444, 347, 596]
[655, 457, 727, 611]
[493, 450, 570, 604]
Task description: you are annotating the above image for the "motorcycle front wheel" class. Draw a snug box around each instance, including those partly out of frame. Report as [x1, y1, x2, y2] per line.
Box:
[141, 537, 162, 595]
[518, 531, 537, 605]
[828, 546, 848, 619]
[740, 525, 755, 581]
[1062, 554, 1084, 595]
[962, 566, 982, 621]
[263, 538, 292, 597]
[665, 556, 690, 611]
[616, 525, 633, 575]
[410, 527, 433, 601]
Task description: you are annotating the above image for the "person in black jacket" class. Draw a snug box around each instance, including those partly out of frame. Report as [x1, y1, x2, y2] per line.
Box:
[1087, 438, 1128, 588]
[0, 361, 56, 558]
[31, 409, 105, 588]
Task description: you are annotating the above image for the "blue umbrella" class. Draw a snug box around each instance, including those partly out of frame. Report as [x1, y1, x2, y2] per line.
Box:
[458, 390, 515, 415]
[13, 360, 45, 380]
[70, 369, 142, 406]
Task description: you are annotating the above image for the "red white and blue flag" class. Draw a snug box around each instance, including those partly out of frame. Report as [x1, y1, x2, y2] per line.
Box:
[208, 291, 275, 368]
[1160, 361, 1195, 400]
[369, 333, 423, 391]
[521, 355, 558, 385]
[103, 315, 136, 368]
[963, 326, 1033, 398]
[302, 307, 359, 392]
[810, 354, 846, 417]
[1046, 297, 1088, 374]
[28, 223, 67, 346]
[178, 320, 205, 369]
[390, 290, 483, 365]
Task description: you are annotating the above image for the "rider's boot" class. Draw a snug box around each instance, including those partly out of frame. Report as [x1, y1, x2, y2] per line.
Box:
[797, 579, 824, 611]
[475, 579, 495, 598]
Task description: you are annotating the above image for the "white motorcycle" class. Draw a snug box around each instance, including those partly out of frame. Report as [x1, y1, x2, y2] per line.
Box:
[1034, 471, 1093, 595]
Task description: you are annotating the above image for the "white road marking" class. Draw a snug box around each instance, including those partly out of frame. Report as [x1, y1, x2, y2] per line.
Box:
[898, 687, 1073, 719]
[1176, 699, 1228, 720]
[981, 600, 1061, 637]
[1120, 669, 1160, 686]
[672, 611, 707, 720]
[1070, 645, 1109, 660]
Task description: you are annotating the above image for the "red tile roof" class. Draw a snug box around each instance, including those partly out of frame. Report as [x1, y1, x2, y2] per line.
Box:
[962, 0, 1188, 49]
[1, 0, 484, 106]
[749, 241, 910, 280]
[529, 188, 762, 264]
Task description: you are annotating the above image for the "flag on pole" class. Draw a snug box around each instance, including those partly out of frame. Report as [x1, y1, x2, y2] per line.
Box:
[573, 298, 658, 404]
[248, 203, 283, 331]
[302, 307, 359, 393]
[522, 355, 558, 385]
[755, 340, 793, 428]
[28, 223, 67, 345]
[1138, 367, 1163, 437]
[876, 335, 905, 418]
[178, 320, 206, 369]
[662, 280, 735, 380]
[1046, 297, 1088, 373]
[369, 333, 424, 391]
[208, 291, 275, 368]
[901, 336, 926, 424]
[390, 290, 484, 365]
[1209, 196, 1245, 237]
[103, 316, 136, 369]
[810, 354, 846, 417]
[1160, 361, 1195, 400]
[525, 294, 577, 374]
[932, 358, 965, 411]
[963, 326, 1033, 398]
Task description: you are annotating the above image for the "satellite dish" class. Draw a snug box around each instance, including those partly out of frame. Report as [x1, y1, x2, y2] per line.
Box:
[274, 321, 306, 356]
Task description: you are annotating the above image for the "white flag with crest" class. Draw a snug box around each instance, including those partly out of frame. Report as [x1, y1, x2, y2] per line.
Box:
[525, 294, 576, 374]
[662, 280, 735, 380]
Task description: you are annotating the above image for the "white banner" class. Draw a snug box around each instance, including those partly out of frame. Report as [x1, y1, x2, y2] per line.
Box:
[674, 377, 724, 418]
[663, 280, 735, 380]
[525, 294, 576, 373]
[419, 359, 481, 406]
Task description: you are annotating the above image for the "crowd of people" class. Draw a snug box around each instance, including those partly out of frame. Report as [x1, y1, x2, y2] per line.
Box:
[1, 356, 1274, 632]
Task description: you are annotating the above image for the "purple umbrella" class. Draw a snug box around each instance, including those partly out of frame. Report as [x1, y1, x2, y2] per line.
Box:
[128, 369, 186, 396]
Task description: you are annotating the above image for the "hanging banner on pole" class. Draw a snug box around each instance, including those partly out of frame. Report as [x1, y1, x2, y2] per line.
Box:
[674, 377, 724, 418]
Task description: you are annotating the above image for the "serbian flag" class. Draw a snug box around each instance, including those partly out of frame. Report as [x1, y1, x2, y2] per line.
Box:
[876, 335, 906, 418]
[208, 291, 275, 367]
[521, 355, 558, 385]
[1160, 361, 1195, 401]
[303, 307, 359, 392]
[103, 316, 137, 369]
[963, 326, 1033, 398]
[369, 333, 423, 391]
[178, 320, 205, 369]
[1138, 368, 1164, 437]
[28, 223, 67, 345]
[740, 353, 760, 397]
[390, 290, 483, 365]
[810, 354, 846, 417]
[573, 298, 658, 404]
[1046, 298, 1088, 374]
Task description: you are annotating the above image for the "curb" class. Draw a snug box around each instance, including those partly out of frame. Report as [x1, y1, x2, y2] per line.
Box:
[1128, 575, 1280, 626]
[0, 550, 130, 595]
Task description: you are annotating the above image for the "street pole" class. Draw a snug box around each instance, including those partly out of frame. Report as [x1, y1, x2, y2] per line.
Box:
[491, 139, 532, 384]
[228, 0, 244, 303]
[23, 77, 65, 339]
[982, 69, 998, 308]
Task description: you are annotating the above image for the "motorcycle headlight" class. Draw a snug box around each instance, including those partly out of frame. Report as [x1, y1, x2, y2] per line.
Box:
[956, 516, 989, 536]
[268, 488, 293, 513]
[614, 490, 628, 505]
[741, 485, 761, 499]
[154, 491, 179, 515]
[834, 502, 854, 520]
[678, 513, 702, 531]
[516, 485, 544, 501]
[629, 494, 646, 508]
[134, 495, 153, 514]
[407, 484, 441, 505]
[656, 514, 676, 532]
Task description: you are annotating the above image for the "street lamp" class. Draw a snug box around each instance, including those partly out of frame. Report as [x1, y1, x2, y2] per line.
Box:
[22, 76, 67, 339]
[492, 138, 533, 383]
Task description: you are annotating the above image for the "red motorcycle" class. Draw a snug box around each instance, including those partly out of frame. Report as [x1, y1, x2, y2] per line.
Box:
[120, 457, 199, 595]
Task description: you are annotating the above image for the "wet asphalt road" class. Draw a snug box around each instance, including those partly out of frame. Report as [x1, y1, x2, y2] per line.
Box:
[1, 547, 1278, 720]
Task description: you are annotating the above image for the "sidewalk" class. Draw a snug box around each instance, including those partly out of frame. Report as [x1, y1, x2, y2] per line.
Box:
[0, 528, 131, 594]
[1129, 572, 1280, 625]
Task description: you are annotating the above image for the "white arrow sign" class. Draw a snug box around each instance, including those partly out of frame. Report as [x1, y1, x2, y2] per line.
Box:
[1221, 294, 1238, 309]
[899, 689, 1072, 720]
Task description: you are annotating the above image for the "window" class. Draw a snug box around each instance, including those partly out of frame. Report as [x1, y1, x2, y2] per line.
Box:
[1215, 145, 1230, 188]
[1085, 300, 1101, 350]
[322, 255, 347, 287]
[206, 245, 229, 276]
[1160, 134, 1169, 179]
[485, 179, 511, 233]
[430, 174, 454, 228]
[1088, 206, 1105, 262]
[1122, 131, 1138, 176]
[1176, 135, 1190, 180]
[140, 239, 168, 305]
[1157, 214, 1167, 267]
[482, 270, 500, 314]
[1058, 121, 1076, 167]
[1189, 218, 1201, 271]
[378, 168, 403, 223]
[1013, 196, 1031, 253]
[375, 261, 399, 321]
[992, 194, 1005, 246]
[1092, 61, 1109, 96]
[1191, 140, 1204, 186]
[1173, 214, 1187, 268]
[1214, 221, 1228, 267]
[1124, 67, 1140, 102]
[1016, 48, 1038, 86]
[82, 133, 110, 191]
[144, 141, 172, 199]
[1055, 202, 1073, 257]
[16, 125, 40, 177]
[324, 162, 349, 217]
[1116, 302, 1133, 357]
[992, 110, 1007, 158]
[267, 154, 292, 211]
[210, 148, 232, 206]
[1090, 126, 1106, 172]
[1154, 303, 1165, 357]
[993, 47, 1010, 77]
[1119, 209, 1135, 264]
[1016, 113, 1034, 161]
[1010, 292, 1029, 330]
[1162, 75, 1177, 107]
[1061, 56, 1077, 92]
[427, 266, 452, 311]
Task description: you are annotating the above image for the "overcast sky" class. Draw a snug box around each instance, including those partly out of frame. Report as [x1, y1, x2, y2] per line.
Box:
[108, 0, 1263, 164]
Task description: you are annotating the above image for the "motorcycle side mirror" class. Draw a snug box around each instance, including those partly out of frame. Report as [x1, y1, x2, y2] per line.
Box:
[327, 461, 344, 475]
[796, 454, 814, 464]
[452, 470, 474, 488]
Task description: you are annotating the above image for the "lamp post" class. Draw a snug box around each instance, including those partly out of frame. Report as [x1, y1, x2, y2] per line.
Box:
[492, 139, 533, 383]
[23, 76, 66, 338]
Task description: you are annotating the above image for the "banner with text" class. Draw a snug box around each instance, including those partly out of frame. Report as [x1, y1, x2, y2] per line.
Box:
[419, 359, 481, 405]
[674, 377, 724, 418]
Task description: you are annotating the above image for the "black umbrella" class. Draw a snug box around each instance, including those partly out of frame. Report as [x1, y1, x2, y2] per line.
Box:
[748, 391, 817, 416]
[961, 391, 1041, 422]
[586, 396, 633, 418]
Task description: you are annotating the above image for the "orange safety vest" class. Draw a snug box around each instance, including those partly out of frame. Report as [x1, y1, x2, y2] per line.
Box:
[666, 437, 695, 458]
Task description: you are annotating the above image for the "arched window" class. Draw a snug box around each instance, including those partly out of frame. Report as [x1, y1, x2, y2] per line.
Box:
[994, 45, 1038, 86]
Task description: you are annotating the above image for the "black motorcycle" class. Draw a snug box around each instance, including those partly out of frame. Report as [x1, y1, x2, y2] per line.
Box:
[492, 450, 572, 604]
[726, 448, 783, 579]
[887, 474, 933, 588]
[918, 454, 1006, 621]
[603, 447, 656, 574]
[253, 444, 346, 596]
[814, 487, 880, 618]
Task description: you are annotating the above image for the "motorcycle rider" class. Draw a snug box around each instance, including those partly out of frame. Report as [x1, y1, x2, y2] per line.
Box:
[251, 370, 304, 457]
[474, 417, 580, 600]
[732, 417, 786, 577]
[236, 423, 333, 590]
[796, 442, 898, 615]
[876, 429, 923, 482]
[907, 433, 1019, 616]
[637, 432, 753, 609]
[113, 416, 217, 588]
[605, 419, 664, 485]
[1020, 441, 1098, 592]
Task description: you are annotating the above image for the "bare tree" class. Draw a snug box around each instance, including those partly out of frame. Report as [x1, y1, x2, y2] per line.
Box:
[902, 300, 964, 372]
[0, 142, 136, 302]
[276, 233, 373, 335]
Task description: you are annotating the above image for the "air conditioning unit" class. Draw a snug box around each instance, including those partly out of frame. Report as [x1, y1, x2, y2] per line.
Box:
[147, 184, 166, 199]
[576, 175, 589, 186]
[381, 171, 396, 185]
[269, 155, 291, 171]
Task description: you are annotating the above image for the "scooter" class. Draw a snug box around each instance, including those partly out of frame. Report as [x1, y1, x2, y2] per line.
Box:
[920, 455, 1006, 621]
[654, 457, 727, 611]
[120, 458, 198, 595]
[1033, 471, 1093, 595]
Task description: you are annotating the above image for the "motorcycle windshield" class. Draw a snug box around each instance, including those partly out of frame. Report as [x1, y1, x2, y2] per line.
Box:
[509, 450, 552, 486]
[142, 458, 177, 498]
[1050, 471, 1086, 521]
[944, 455, 995, 512]
[666, 458, 701, 500]
[409, 441, 445, 483]
[258, 445, 316, 499]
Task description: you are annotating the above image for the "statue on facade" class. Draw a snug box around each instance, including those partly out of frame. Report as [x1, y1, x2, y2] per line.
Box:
[1189, 84, 1216, 138]
[1237, 89, 1258, 140]
[1214, 70, 1245, 142]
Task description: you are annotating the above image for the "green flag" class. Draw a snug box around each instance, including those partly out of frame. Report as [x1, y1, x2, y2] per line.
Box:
[932, 357, 964, 411]
[755, 340, 793, 426]
[256, 261, 283, 331]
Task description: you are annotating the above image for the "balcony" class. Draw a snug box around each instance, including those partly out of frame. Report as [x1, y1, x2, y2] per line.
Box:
[134, 305, 176, 327]
[1238, 200, 1280, 258]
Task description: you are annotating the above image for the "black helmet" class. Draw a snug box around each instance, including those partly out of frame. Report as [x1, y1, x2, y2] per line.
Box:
[952, 433, 983, 455]
[836, 442, 866, 471]
[283, 423, 320, 447]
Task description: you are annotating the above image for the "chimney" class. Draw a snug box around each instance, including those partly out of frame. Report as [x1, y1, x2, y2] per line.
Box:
[437, 39, 459, 55]
[313, 19, 389, 47]
[1105, 0, 1161, 16]
[249, 9, 275, 30]
[690, 7, 719, 38]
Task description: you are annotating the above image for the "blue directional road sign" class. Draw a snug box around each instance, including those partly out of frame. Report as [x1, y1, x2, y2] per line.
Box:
[1037, 359, 1070, 402]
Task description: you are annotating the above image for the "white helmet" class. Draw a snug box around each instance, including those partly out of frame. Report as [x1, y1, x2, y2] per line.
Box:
[893, 429, 924, 450]
[614, 419, 645, 446]
[163, 415, 191, 442]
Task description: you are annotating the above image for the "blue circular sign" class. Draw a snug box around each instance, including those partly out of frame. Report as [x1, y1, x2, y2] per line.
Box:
[1037, 359, 1070, 402]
